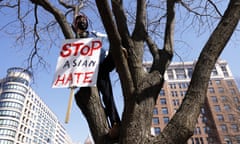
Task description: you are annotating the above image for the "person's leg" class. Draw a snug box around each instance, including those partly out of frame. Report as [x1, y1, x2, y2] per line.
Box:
[97, 54, 121, 126]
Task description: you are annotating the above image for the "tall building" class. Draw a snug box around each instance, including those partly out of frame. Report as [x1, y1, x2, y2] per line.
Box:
[149, 59, 240, 144]
[0, 67, 73, 144]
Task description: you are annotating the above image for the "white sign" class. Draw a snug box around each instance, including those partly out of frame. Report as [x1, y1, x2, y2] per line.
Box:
[52, 38, 102, 88]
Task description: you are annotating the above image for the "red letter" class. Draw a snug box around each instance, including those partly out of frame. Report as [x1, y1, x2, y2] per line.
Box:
[65, 73, 73, 85]
[74, 72, 84, 83]
[89, 40, 102, 55]
[83, 72, 94, 83]
[80, 45, 91, 56]
[60, 43, 72, 57]
[54, 74, 65, 86]
[72, 43, 84, 56]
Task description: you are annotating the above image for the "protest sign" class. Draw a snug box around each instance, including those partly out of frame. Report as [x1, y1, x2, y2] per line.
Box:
[52, 38, 102, 88]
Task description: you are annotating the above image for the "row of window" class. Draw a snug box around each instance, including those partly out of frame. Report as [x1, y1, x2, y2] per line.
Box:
[216, 114, 235, 122]
[208, 87, 236, 95]
[0, 129, 16, 138]
[1, 92, 25, 103]
[0, 119, 19, 128]
[209, 79, 234, 87]
[2, 84, 28, 93]
[220, 124, 239, 133]
[167, 68, 193, 80]
[152, 117, 169, 125]
[169, 82, 189, 89]
[0, 110, 21, 119]
[0, 101, 23, 111]
[153, 107, 169, 115]
[211, 95, 239, 103]
[5, 77, 29, 86]
[159, 98, 181, 106]
[0, 140, 14, 144]
[214, 104, 231, 112]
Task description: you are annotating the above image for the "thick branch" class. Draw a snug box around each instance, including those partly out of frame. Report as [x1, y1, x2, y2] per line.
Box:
[111, 0, 131, 46]
[132, 0, 146, 40]
[95, 0, 134, 97]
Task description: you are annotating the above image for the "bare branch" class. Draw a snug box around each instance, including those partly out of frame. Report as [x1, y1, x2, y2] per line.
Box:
[30, 0, 74, 39]
[27, 4, 46, 71]
[207, 0, 223, 17]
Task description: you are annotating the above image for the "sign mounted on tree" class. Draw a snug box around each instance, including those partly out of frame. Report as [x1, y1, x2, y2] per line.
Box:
[52, 38, 102, 88]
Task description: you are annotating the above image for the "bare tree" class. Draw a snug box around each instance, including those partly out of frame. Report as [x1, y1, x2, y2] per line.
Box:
[1, 0, 240, 144]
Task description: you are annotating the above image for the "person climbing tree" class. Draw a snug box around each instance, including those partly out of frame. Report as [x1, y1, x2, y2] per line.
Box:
[73, 13, 121, 140]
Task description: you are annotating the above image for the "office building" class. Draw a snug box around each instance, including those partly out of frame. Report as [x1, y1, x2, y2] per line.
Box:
[0, 67, 73, 144]
[150, 59, 240, 144]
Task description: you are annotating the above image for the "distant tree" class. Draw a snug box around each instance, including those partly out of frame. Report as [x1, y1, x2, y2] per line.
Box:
[1, 0, 240, 144]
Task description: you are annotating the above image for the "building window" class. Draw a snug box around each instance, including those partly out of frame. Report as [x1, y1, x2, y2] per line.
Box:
[220, 124, 228, 132]
[0, 140, 14, 144]
[230, 88, 236, 95]
[217, 114, 224, 122]
[153, 108, 158, 115]
[208, 87, 215, 93]
[160, 98, 167, 105]
[163, 117, 169, 124]
[172, 99, 180, 106]
[180, 91, 186, 97]
[162, 107, 168, 114]
[160, 90, 165, 96]
[224, 104, 231, 112]
[221, 96, 227, 102]
[228, 114, 235, 121]
[214, 105, 221, 112]
[211, 67, 218, 76]
[208, 80, 212, 86]
[187, 68, 193, 78]
[154, 127, 161, 135]
[203, 126, 210, 134]
[178, 83, 188, 89]
[233, 97, 240, 103]
[218, 87, 224, 93]
[226, 80, 233, 87]
[220, 65, 229, 77]
[202, 116, 207, 123]
[152, 117, 160, 125]
[201, 108, 205, 114]
[236, 135, 240, 143]
[231, 124, 239, 132]
[167, 69, 174, 80]
[169, 83, 176, 89]
[175, 68, 186, 79]
[171, 91, 178, 97]
[194, 127, 201, 134]
[215, 80, 221, 85]
[211, 96, 218, 103]
[0, 129, 16, 138]
[195, 138, 200, 144]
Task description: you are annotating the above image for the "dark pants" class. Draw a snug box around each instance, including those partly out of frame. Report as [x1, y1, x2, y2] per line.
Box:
[97, 54, 121, 127]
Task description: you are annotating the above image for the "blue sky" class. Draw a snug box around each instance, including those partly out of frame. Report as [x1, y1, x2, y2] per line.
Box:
[1, 24, 239, 143]
[0, 3, 240, 144]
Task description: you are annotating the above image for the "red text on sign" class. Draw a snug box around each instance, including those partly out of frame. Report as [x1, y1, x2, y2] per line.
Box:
[60, 40, 102, 58]
[54, 71, 94, 86]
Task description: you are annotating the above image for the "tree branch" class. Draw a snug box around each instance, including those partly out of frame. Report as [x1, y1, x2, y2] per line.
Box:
[95, 0, 135, 97]
[30, 0, 74, 39]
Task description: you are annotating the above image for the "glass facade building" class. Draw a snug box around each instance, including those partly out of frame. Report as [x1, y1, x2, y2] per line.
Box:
[0, 67, 73, 144]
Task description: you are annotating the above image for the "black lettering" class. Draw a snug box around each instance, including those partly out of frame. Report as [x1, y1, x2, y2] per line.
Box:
[62, 60, 70, 69]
